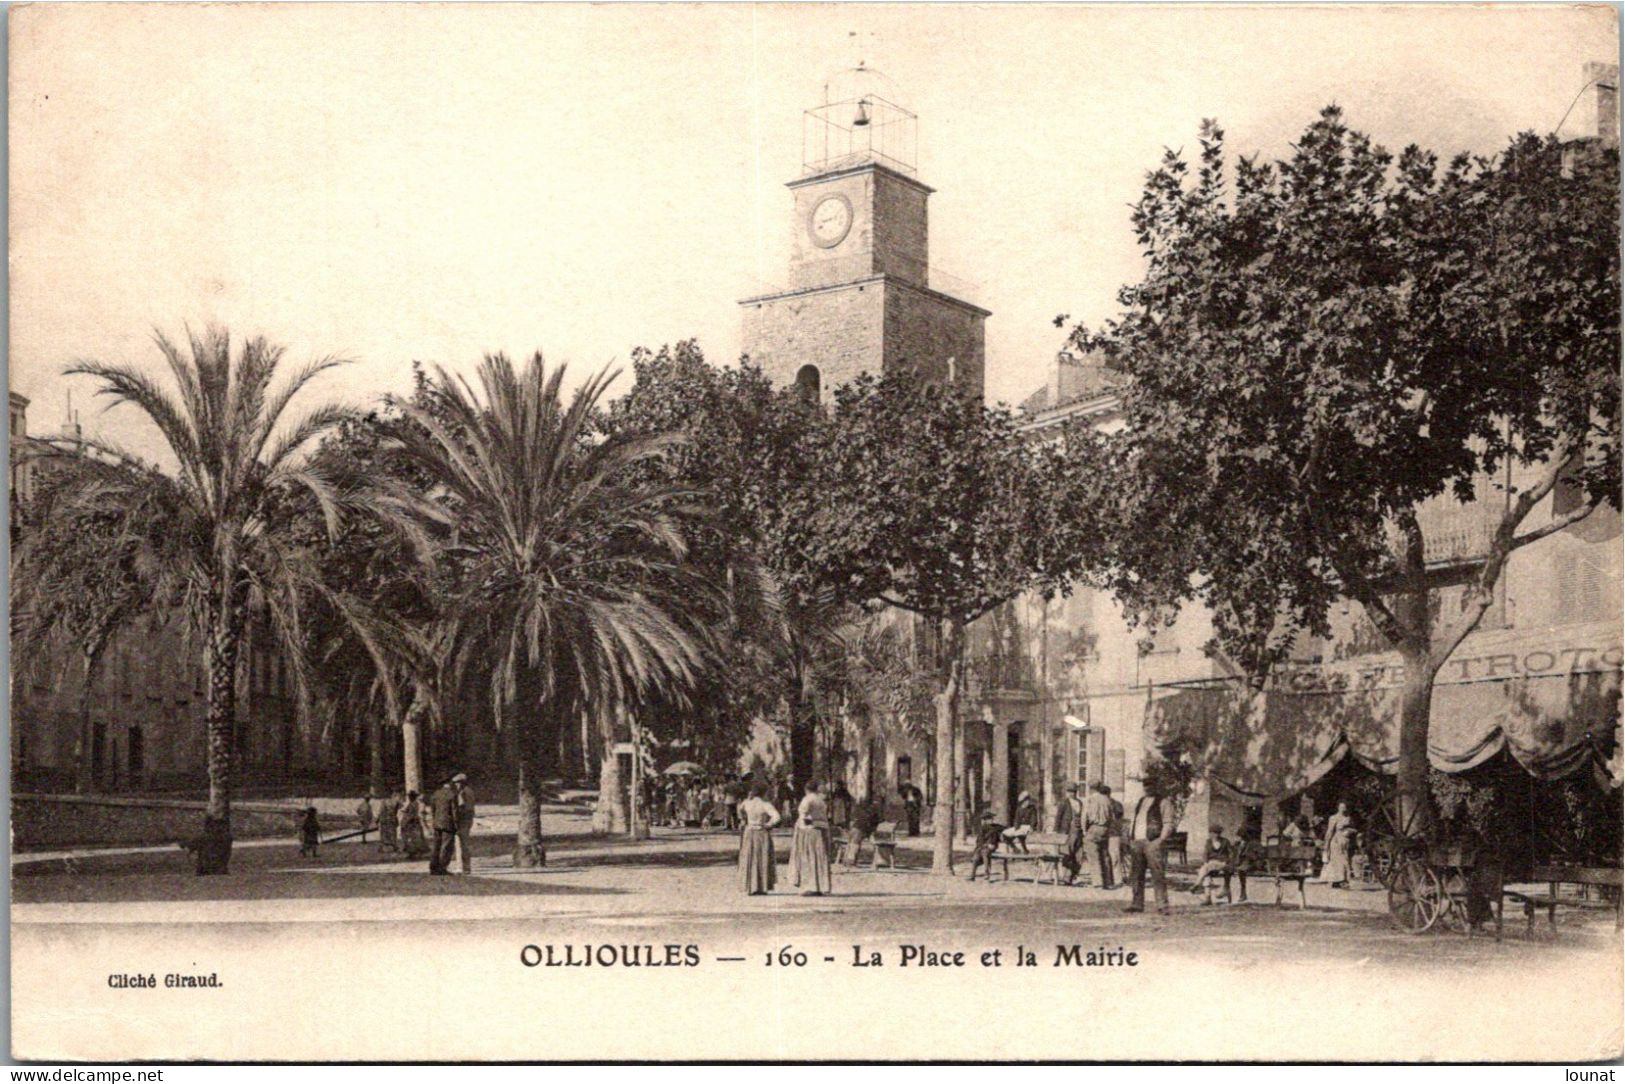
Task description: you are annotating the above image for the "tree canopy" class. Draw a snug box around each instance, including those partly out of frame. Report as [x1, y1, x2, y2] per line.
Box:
[1071, 108, 1621, 817]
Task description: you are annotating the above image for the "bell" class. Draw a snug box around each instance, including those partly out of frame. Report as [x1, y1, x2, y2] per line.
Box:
[853, 98, 871, 128]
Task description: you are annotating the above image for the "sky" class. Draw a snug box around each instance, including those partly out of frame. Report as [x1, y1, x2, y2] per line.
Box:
[9, 3, 1618, 461]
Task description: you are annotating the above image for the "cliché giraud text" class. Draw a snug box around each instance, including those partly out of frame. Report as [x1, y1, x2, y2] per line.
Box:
[107, 973, 222, 989]
[518, 943, 1139, 968]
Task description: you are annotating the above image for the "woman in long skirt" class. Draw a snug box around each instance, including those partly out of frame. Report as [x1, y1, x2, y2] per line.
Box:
[399, 791, 428, 860]
[791, 780, 833, 896]
[1320, 800, 1355, 888]
[377, 791, 401, 854]
[738, 781, 780, 895]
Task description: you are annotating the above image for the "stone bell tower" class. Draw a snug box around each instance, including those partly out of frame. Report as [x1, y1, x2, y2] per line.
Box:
[739, 68, 989, 403]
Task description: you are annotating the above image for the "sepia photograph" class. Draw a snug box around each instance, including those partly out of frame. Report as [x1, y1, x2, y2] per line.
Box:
[7, 1, 1623, 1064]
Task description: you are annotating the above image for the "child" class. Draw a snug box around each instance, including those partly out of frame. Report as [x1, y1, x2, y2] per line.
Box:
[968, 811, 1007, 882]
[299, 807, 321, 857]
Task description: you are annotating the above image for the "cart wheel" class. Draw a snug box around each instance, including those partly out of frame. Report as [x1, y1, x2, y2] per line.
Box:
[1388, 860, 1442, 934]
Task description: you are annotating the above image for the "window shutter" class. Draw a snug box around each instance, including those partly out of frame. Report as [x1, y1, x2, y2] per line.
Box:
[1087, 729, 1106, 784]
[1106, 748, 1126, 793]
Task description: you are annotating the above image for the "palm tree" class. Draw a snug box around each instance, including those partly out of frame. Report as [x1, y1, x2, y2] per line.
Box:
[27, 326, 417, 871]
[388, 352, 718, 866]
[12, 459, 163, 792]
[776, 590, 857, 791]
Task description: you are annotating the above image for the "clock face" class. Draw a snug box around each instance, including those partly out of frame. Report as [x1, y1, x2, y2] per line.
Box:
[809, 195, 853, 248]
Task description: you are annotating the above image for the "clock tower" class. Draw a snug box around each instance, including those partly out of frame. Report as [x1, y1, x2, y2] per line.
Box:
[740, 73, 989, 402]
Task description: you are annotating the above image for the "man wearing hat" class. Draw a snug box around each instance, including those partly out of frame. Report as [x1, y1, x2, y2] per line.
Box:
[452, 773, 476, 874]
[428, 776, 460, 875]
[1056, 783, 1084, 884]
[1083, 782, 1117, 889]
[1000, 790, 1039, 853]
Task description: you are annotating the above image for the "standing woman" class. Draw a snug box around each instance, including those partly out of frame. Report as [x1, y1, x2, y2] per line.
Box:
[738, 781, 781, 896]
[791, 779, 834, 896]
[1321, 800, 1355, 888]
[377, 790, 401, 855]
[399, 791, 428, 860]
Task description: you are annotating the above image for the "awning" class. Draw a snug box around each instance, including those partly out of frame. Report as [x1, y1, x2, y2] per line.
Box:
[1147, 621, 1622, 800]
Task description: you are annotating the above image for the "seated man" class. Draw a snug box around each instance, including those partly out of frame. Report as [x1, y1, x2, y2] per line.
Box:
[1000, 791, 1039, 854]
[841, 796, 881, 867]
[1190, 825, 1255, 905]
[1189, 825, 1234, 904]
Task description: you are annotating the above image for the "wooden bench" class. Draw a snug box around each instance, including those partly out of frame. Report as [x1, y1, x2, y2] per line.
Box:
[1500, 865, 1623, 938]
[1192, 840, 1258, 904]
[868, 821, 899, 868]
[990, 831, 1069, 885]
[831, 821, 898, 869]
[1259, 842, 1318, 909]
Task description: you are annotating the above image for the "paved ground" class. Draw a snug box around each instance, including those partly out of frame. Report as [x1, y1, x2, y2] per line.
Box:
[11, 807, 1622, 1061]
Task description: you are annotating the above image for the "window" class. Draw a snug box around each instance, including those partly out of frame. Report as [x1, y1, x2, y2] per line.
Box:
[1553, 459, 1585, 519]
[1071, 727, 1105, 785]
[128, 725, 144, 775]
[795, 364, 821, 404]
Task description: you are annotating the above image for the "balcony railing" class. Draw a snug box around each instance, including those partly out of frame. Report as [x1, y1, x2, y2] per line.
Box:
[1415, 501, 1502, 566]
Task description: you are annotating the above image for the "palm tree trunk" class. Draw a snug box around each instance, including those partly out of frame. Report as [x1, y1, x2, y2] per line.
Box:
[367, 712, 384, 796]
[401, 711, 422, 795]
[74, 652, 98, 794]
[592, 749, 624, 834]
[514, 718, 547, 866]
[199, 609, 241, 874]
[512, 670, 546, 867]
[789, 695, 816, 793]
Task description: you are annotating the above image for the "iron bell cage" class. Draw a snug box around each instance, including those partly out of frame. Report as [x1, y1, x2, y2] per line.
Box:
[802, 89, 917, 177]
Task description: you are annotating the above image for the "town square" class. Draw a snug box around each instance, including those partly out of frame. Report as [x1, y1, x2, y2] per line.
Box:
[7, 3, 1622, 1064]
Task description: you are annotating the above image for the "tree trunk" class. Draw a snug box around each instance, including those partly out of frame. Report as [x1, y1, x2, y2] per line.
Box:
[199, 607, 242, 874]
[789, 695, 817, 792]
[1391, 580, 1437, 837]
[1395, 640, 1439, 837]
[512, 669, 547, 866]
[559, 710, 583, 788]
[514, 733, 547, 866]
[74, 652, 97, 794]
[401, 712, 422, 796]
[367, 711, 384, 796]
[930, 619, 964, 874]
[856, 737, 873, 803]
[592, 750, 625, 834]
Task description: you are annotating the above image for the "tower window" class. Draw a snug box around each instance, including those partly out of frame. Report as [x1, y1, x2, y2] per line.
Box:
[795, 365, 821, 403]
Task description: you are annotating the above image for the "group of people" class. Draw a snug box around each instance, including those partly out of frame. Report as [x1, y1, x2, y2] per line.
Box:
[1184, 798, 1361, 906]
[968, 779, 1179, 915]
[738, 778, 837, 896]
[295, 773, 477, 875]
[970, 782, 1127, 890]
[1054, 781, 1129, 889]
